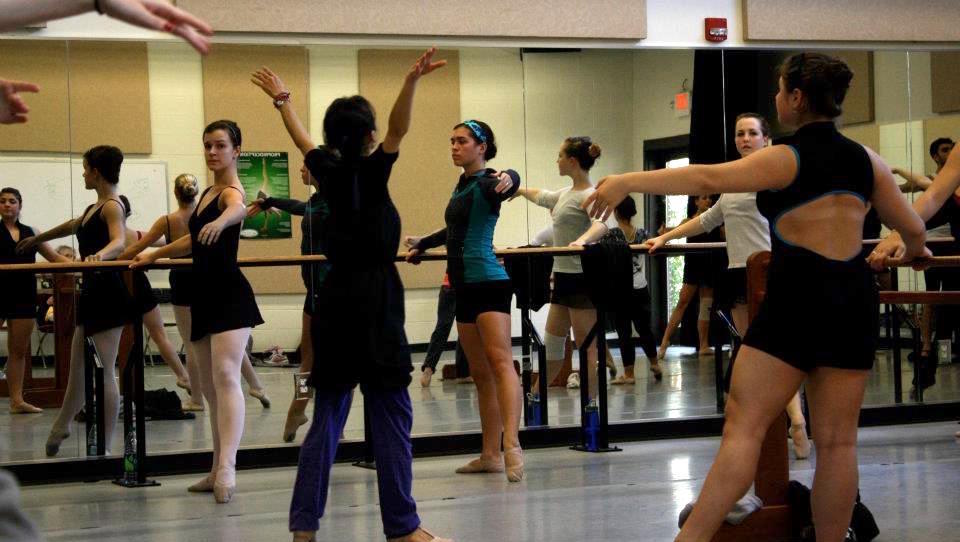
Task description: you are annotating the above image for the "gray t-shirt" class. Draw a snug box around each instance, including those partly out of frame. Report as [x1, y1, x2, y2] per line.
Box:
[535, 187, 610, 273]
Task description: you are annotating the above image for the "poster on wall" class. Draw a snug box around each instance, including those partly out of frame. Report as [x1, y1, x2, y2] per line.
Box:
[237, 151, 292, 239]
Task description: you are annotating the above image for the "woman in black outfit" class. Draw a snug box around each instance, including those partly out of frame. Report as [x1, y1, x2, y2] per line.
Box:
[20, 146, 135, 456]
[133, 120, 263, 504]
[586, 52, 927, 541]
[1, 187, 69, 413]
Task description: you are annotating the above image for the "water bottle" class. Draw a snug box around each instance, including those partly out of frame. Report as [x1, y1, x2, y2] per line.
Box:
[584, 402, 600, 451]
[123, 430, 137, 481]
[526, 393, 542, 426]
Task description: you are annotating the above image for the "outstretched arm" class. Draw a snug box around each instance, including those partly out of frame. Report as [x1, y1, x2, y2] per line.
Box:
[118, 216, 166, 260]
[382, 47, 447, 154]
[0, 0, 213, 54]
[129, 234, 192, 268]
[584, 145, 798, 221]
[16, 217, 78, 253]
[252, 67, 314, 155]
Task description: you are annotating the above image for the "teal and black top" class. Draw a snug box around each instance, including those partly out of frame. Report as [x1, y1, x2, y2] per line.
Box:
[417, 168, 520, 288]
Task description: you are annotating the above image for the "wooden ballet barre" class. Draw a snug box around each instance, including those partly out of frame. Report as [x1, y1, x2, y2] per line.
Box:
[878, 291, 960, 305]
[1, 238, 957, 274]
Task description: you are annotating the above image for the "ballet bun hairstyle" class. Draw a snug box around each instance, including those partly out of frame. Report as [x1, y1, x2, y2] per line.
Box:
[0, 187, 22, 209]
[734, 112, 771, 138]
[174, 174, 199, 204]
[563, 136, 602, 171]
[614, 195, 637, 222]
[779, 52, 853, 118]
[83, 145, 124, 184]
[203, 119, 242, 148]
[454, 120, 497, 161]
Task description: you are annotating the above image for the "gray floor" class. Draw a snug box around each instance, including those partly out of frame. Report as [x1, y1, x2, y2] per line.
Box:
[1, 346, 959, 463]
[17, 421, 960, 541]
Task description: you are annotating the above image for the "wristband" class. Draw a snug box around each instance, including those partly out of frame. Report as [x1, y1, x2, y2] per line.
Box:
[273, 92, 291, 109]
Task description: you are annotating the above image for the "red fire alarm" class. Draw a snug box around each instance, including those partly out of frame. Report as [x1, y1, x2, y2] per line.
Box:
[705, 18, 728, 42]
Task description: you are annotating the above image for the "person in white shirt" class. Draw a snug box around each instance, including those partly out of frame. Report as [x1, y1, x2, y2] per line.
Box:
[645, 113, 810, 459]
[513, 137, 613, 401]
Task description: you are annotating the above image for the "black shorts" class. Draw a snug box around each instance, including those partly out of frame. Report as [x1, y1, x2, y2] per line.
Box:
[716, 267, 747, 308]
[0, 274, 37, 320]
[742, 248, 878, 372]
[133, 271, 158, 315]
[550, 272, 594, 309]
[455, 280, 513, 324]
[0, 300, 36, 321]
[682, 253, 719, 288]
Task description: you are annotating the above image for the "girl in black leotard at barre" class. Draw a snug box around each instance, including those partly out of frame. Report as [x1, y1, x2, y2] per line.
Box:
[133, 121, 263, 504]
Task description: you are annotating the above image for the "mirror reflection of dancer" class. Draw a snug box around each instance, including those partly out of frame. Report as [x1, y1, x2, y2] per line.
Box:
[656, 194, 720, 358]
[512, 137, 626, 395]
[270, 49, 452, 542]
[248, 66, 333, 443]
[587, 52, 927, 542]
[645, 113, 811, 459]
[133, 120, 264, 504]
[0, 187, 70, 414]
[20, 146, 136, 456]
[407, 120, 523, 482]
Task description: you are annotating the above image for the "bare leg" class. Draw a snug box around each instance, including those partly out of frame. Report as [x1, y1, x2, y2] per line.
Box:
[209, 328, 249, 503]
[659, 283, 699, 357]
[676, 346, 805, 541]
[805, 367, 869, 542]
[173, 305, 203, 411]
[569, 307, 600, 401]
[456, 322, 504, 471]
[142, 307, 189, 387]
[786, 391, 811, 459]
[731, 303, 750, 339]
[7, 319, 41, 412]
[475, 311, 523, 482]
[284, 311, 312, 442]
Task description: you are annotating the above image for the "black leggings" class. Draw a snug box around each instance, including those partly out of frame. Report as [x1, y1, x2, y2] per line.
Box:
[614, 287, 659, 368]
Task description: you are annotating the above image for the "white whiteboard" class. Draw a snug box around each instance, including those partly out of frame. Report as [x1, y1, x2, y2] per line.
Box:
[0, 157, 169, 242]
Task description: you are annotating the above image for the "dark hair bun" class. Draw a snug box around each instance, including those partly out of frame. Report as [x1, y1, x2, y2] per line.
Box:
[563, 136, 600, 170]
[779, 52, 853, 118]
[588, 143, 602, 159]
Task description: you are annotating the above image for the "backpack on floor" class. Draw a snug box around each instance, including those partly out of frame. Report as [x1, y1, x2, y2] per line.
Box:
[789, 481, 879, 542]
[142, 389, 195, 420]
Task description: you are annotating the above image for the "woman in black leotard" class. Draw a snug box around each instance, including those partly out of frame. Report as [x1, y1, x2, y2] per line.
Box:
[133, 120, 263, 504]
[20, 146, 136, 456]
[1, 187, 68, 414]
[585, 52, 927, 541]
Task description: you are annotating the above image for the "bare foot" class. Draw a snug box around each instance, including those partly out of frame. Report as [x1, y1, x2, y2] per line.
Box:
[9, 401, 42, 414]
[387, 527, 453, 542]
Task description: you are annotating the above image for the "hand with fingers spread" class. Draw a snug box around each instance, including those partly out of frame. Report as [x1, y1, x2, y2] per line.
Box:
[406, 47, 447, 83]
[582, 174, 631, 222]
[100, 0, 213, 54]
[0, 79, 40, 125]
[251, 66, 288, 101]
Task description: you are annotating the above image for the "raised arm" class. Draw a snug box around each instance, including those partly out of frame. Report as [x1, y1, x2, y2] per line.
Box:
[382, 48, 447, 154]
[584, 145, 797, 221]
[252, 67, 315, 155]
[0, 1, 213, 53]
[118, 215, 166, 260]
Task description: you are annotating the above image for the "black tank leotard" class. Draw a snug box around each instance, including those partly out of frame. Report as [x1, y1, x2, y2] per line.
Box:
[165, 215, 194, 307]
[0, 222, 39, 320]
[188, 186, 263, 340]
[76, 199, 136, 334]
[743, 121, 877, 371]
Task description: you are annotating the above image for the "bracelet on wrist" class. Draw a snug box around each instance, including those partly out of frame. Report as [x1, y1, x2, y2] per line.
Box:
[273, 92, 291, 109]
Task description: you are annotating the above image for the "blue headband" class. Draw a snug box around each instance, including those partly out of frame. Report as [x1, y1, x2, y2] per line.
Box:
[463, 120, 487, 143]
